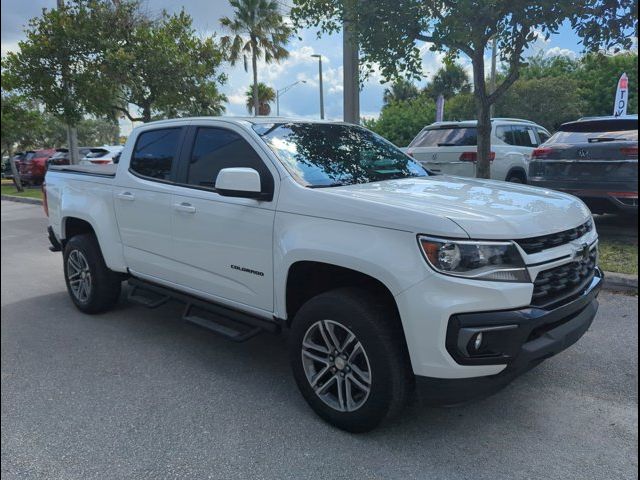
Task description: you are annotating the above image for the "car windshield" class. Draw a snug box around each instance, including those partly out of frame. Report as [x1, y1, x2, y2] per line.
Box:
[254, 123, 427, 187]
[409, 127, 477, 147]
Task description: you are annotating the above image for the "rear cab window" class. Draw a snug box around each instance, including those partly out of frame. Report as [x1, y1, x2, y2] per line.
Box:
[409, 126, 477, 147]
[130, 128, 183, 181]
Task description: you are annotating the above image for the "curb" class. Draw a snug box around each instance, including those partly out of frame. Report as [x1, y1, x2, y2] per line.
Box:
[1, 194, 43, 205]
[602, 271, 638, 293]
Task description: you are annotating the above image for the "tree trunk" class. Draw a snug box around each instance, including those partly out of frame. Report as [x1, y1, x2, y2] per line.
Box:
[142, 103, 151, 123]
[8, 149, 24, 192]
[251, 37, 259, 117]
[472, 52, 491, 179]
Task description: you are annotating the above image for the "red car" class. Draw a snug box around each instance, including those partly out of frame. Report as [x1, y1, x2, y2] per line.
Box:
[18, 149, 57, 185]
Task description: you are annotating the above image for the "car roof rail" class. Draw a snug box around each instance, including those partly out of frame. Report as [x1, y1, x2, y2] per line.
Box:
[490, 117, 538, 125]
[577, 114, 639, 121]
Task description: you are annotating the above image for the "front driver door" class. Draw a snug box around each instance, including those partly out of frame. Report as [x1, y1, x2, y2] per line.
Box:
[170, 124, 277, 313]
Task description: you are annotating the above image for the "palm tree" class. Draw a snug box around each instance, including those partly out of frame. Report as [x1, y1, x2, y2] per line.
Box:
[220, 0, 292, 116]
[245, 82, 275, 115]
[383, 79, 419, 105]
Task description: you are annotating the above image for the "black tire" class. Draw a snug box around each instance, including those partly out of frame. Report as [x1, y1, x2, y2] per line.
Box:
[506, 172, 526, 183]
[289, 287, 413, 433]
[63, 233, 121, 314]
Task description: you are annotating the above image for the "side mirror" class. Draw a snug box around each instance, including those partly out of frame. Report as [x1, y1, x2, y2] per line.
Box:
[215, 167, 268, 200]
[112, 152, 121, 164]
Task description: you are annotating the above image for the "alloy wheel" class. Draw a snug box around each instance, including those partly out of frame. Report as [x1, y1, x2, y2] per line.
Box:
[67, 250, 92, 302]
[301, 320, 372, 412]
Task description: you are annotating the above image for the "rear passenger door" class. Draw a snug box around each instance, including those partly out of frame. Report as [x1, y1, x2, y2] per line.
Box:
[114, 126, 186, 281]
[170, 124, 277, 313]
[494, 124, 538, 180]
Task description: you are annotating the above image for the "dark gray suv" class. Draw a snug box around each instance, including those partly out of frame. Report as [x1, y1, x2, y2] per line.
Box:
[529, 115, 638, 215]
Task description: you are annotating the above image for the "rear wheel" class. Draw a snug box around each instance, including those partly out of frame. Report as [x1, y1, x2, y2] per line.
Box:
[63, 234, 121, 313]
[289, 287, 413, 432]
[506, 172, 526, 183]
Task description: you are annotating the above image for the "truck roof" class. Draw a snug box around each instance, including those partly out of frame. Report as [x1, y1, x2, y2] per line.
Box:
[138, 116, 344, 129]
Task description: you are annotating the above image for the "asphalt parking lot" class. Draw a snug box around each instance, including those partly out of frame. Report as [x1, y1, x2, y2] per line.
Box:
[1, 200, 638, 480]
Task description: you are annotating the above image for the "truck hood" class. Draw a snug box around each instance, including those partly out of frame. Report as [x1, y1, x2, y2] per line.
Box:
[324, 176, 591, 239]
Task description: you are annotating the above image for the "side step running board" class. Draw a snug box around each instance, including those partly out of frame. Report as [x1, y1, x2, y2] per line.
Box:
[127, 278, 279, 342]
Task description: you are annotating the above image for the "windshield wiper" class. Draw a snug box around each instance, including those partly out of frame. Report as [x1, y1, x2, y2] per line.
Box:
[588, 137, 624, 143]
[307, 182, 347, 189]
[437, 142, 457, 146]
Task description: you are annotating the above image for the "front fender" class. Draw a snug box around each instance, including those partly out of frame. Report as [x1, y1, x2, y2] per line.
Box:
[273, 211, 431, 319]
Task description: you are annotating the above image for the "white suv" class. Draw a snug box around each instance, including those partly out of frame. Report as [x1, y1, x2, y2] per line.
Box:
[406, 118, 551, 183]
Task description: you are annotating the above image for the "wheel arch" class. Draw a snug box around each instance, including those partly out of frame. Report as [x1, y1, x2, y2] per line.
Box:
[506, 166, 527, 183]
[284, 260, 402, 328]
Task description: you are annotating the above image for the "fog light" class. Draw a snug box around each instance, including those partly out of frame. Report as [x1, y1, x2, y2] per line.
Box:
[474, 332, 483, 351]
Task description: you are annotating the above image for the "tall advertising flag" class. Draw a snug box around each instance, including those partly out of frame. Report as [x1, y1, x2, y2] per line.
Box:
[613, 73, 629, 117]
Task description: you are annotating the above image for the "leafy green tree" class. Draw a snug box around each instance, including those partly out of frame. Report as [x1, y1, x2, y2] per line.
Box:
[76, 118, 120, 145]
[292, 0, 637, 178]
[383, 79, 420, 105]
[424, 63, 471, 99]
[3, 1, 132, 126]
[363, 96, 435, 146]
[1, 94, 44, 157]
[106, 9, 227, 122]
[221, 0, 292, 116]
[245, 82, 276, 115]
[577, 52, 638, 116]
[444, 92, 475, 121]
[495, 76, 585, 130]
[518, 52, 579, 80]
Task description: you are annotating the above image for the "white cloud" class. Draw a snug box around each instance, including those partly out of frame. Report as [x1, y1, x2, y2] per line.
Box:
[545, 47, 578, 59]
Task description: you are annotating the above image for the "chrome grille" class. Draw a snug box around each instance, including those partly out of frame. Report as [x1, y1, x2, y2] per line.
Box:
[517, 220, 593, 254]
[532, 248, 598, 307]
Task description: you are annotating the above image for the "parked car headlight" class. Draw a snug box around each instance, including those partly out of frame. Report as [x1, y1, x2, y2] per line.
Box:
[418, 236, 530, 282]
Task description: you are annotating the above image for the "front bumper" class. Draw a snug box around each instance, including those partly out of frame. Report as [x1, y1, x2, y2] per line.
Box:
[414, 270, 602, 404]
[446, 269, 602, 368]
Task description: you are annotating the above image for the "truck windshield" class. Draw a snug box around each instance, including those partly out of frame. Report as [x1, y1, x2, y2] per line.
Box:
[253, 123, 427, 187]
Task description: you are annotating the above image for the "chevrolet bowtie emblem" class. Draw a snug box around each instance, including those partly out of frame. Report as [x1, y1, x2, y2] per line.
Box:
[578, 243, 590, 260]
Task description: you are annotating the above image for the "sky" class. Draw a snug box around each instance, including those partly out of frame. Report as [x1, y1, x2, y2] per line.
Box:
[0, 0, 610, 134]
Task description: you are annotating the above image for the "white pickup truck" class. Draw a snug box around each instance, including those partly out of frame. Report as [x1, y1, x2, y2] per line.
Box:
[44, 117, 602, 432]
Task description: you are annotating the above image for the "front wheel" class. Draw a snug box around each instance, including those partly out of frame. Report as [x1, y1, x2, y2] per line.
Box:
[289, 288, 413, 432]
[63, 234, 121, 314]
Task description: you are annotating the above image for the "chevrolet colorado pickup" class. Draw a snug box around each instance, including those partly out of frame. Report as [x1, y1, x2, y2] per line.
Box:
[44, 117, 602, 432]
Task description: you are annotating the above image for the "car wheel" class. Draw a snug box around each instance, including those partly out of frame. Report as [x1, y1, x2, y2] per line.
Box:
[63, 234, 121, 314]
[289, 287, 413, 432]
[506, 173, 526, 183]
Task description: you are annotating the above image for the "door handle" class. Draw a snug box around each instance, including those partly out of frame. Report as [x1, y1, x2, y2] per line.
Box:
[116, 191, 135, 201]
[174, 202, 196, 214]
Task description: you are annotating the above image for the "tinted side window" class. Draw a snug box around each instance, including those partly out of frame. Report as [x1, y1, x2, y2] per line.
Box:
[131, 128, 182, 180]
[537, 128, 551, 144]
[512, 125, 537, 147]
[496, 126, 515, 145]
[187, 127, 273, 192]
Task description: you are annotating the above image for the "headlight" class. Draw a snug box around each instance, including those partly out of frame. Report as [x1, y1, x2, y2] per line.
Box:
[418, 236, 530, 282]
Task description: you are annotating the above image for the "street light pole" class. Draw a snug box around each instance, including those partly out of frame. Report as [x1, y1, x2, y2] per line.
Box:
[311, 54, 325, 119]
[276, 80, 307, 116]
